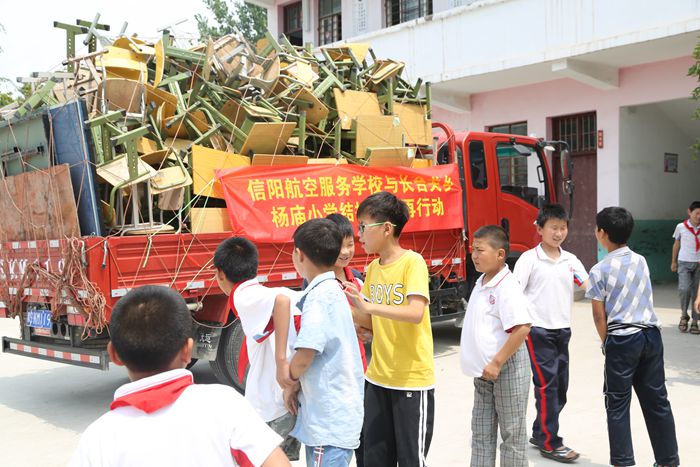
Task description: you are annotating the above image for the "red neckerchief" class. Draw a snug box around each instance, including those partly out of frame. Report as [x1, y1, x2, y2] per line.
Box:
[110, 373, 193, 413]
[228, 282, 301, 384]
[342, 267, 368, 372]
[683, 220, 700, 252]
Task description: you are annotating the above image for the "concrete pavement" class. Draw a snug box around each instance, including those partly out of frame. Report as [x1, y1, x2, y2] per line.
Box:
[0, 284, 697, 466]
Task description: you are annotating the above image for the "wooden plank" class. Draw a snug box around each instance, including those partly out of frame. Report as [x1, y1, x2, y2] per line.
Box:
[251, 154, 309, 166]
[411, 158, 433, 168]
[333, 89, 382, 130]
[0, 175, 23, 241]
[366, 147, 415, 167]
[190, 208, 232, 234]
[96, 155, 156, 187]
[137, 137, 159, 154]
[307, 158, 348, 165]
[99, 78, 143, 114]
[150, 166, 192, 195]
[355, 115, 403, 159]
[394, 102, 432, 146]
[191, 145, 250, 199]
[238, 122, 295, 156]
[291, 88, 328, 125]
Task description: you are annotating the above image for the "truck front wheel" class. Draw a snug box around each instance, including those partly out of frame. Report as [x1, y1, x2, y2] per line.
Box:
[210, 319, 248, 394]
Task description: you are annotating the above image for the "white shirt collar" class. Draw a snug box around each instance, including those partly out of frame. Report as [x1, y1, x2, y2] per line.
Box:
[479, 264, 511, 289]
[606, 246, 631, 258]
[535, 243, 565, 263]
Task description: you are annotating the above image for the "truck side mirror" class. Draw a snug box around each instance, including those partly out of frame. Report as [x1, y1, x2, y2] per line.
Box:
[559, 148, 571, 181]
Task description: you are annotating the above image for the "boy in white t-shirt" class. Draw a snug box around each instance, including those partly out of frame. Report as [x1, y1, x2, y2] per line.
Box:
[671, 200, 700, 334]
[460, 225, 532, 467]
[513, 204, 588, 463]
[69, 285, 289, 467]
[214, 237, 301, 461]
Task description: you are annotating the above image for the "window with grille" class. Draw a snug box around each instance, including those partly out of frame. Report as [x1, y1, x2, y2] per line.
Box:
[385, 0, 432, 27]
[319, 0, 342, 45]
[553, 113, 597, 155]
[284, 2, 303, 46]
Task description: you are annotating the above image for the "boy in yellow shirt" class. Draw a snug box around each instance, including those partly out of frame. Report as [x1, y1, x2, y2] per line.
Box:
[345, 191, 434, 467]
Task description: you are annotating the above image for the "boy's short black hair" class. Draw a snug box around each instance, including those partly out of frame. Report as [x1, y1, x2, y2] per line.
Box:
[109, 286, 191, 373]
[689, 201, 700, 212]
[473, 225, 510, 255]
[356, 191, 410, 237]
[596, 207, 634, 245]
[293, 218, 342, 268]
[536, 204, 569, 227]
[326, 213, 354, 239]
[213, 237, 258, 283]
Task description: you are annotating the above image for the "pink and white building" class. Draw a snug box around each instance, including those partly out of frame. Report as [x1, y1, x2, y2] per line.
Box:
[251, 0, 700, 279]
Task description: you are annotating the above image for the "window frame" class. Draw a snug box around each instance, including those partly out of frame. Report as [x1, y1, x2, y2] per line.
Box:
[284, 2, 303, 46]
[385, 0, 433, 27]
[318, 0, 342, 45]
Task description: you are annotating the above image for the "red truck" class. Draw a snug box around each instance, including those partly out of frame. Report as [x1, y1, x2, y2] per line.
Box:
[0, 121, 570, 392]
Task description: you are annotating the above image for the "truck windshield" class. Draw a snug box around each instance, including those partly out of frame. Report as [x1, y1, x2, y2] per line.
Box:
[495, 143, 549, 207]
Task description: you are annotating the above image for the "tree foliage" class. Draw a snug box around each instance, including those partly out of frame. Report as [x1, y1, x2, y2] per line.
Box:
[688, 40, 700, 157]
[196, 0, 267, 43]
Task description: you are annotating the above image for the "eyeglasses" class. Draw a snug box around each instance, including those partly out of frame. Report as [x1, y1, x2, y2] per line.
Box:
[357, 222, 396, 234]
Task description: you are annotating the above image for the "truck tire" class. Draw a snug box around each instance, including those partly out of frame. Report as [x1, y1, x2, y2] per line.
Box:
[210, 319, 248, 394]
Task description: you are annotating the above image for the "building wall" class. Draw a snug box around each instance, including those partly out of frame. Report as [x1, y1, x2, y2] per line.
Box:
[619, 101, 698, 282]
[430, 56, 698, 280]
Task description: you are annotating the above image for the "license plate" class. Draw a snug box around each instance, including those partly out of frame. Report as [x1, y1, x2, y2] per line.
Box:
[27, 309, 52, 330]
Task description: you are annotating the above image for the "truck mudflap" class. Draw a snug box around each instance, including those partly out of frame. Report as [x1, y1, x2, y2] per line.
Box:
[2, 337, 109, 371]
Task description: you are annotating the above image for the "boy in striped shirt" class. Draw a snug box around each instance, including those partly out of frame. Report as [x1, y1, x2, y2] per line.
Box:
[586, 207, 679, 467]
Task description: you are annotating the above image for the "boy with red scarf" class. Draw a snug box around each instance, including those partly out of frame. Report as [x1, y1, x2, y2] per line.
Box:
[671, 200, 700, 334]
[214, 237, 302, 461]
[69, 285, 289, 467]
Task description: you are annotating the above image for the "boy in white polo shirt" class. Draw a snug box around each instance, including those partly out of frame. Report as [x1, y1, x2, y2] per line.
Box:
[214, 237, 302, 460]
[513, 204, 587, 463]
[460, 225, 532, 467]
[671, 200, 700, 334]
[69, 285, 289, 467]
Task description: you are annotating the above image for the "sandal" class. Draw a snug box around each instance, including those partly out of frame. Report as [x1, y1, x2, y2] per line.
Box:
[679, 316, 690, 332]
[540, 446, 580, 463]
[690, 321, 700, 334]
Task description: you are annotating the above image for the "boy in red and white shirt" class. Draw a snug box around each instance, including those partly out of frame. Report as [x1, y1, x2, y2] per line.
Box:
[671, 200, 700, 334]
[214, 237, 302, 460]
[69, 285, 288, 467]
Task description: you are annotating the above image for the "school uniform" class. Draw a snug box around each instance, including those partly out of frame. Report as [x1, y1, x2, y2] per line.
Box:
[231, 279, 302, 458]
[513, 244, 588, 451]
[292, 271, 365, 466]
[460, 265, 531, 467]
[69, 369, 282, 467]
[586, 247, 679, 467]
[673, 220, 700, 320]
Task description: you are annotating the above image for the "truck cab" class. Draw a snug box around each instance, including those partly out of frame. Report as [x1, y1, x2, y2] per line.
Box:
[432, 123, 558, 257]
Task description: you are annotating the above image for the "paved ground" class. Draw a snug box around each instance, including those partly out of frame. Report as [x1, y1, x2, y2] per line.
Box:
[0, 284, 697, 466]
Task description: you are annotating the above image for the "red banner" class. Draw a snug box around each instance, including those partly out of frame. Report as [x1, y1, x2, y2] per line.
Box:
[216, 164, 463, 243]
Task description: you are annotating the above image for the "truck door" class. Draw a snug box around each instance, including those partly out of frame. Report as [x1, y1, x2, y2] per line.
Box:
[490, 135, 552, 254]
[462, 135, 499, 236]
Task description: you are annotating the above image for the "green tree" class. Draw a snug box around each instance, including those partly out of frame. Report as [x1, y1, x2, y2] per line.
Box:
[196, 0, 268, 43]
[688, 39, 700, 157]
